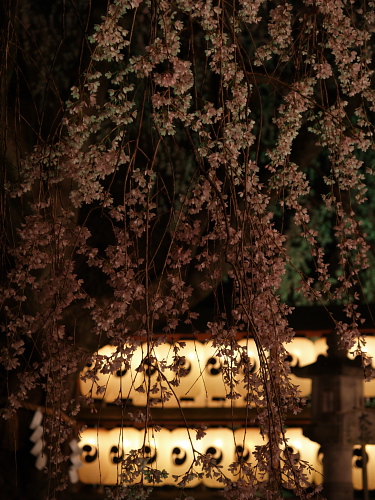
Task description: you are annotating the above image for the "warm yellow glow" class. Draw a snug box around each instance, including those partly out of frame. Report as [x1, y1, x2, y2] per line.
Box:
[352, 444, 375, 490]
[284, 428, 322, 486]
[78, 426, 373, 491]
[314, 337, 328, 357]
[79, 338, 324, 405]
[283, 337, 316, 367]
[347, 337, 375, 397]
[169, 428, 201, 487]
[347, 337, 375, 361]
[282, 337, 315, 397]
[293, 439, 302, 449]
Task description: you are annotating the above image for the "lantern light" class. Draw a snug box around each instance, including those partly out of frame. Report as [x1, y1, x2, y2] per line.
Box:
[76, 427, 329, 489]
[167, 340, 206, 407]
[79, 345, 135, 403]
[233, 427, 268, 482]
[131, 343, 175, 407]
[283, 337, 316, 397]
[352, 444, 375, 490]
[201, 342, 238, 407]
[284, 337, 316, 367]
[29, 408, 43, 430]
[69, 439, 83, 484]
[132, 342, 206, 407]
[347, 336, 375, 398]
[141, 427, 172, 486]
[314, 337, 328, 358]
[283, 427, 322, 487]
[78, 428, 110, 485]
[168, 428, 201, 487]
[79, 345, 112, 401]
[197, 427, 234, 487]
[104, 427, 142, 485]
[237, 338, 261, 407]
[104, 346, 137, 403]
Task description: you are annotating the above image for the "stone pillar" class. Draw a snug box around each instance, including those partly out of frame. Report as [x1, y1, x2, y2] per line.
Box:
[321, 445, 354, 500]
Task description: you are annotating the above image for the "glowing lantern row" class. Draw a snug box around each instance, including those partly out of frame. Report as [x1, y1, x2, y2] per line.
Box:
[77, 427, 279, 487]
[77, 427, 375, 490]
[80, 337, 318, 405]
[78, 427, 269, 487]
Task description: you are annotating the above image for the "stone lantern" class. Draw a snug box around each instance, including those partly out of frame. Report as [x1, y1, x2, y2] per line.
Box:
[294, 334, 375, 500]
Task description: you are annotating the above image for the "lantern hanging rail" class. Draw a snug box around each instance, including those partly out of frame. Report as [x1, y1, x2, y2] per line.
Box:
[76, 403, 313, 427]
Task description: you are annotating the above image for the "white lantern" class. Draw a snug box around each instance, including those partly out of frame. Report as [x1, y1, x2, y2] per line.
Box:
[79, 345, 112, 400]
[104, 427, 142, 485]
[79, 345, 133, 402]
[141, 427, 171, 486]
[237, 338, 262, 407]
[78, 428, 111, 484]
[348, 336, 375, 398]
[104, 346, 138, 403]
[233, 427, 268, 483]
[166, 340, 206, 407]
[127, 344, 148, 406]
[283, 427, 322, 488]
[168, 427, 203, 487]
[314, 337, 328, 358]
[131, 343, 175, 407]
[352, 444, 375, 490]
[69, 439, 83, 484]
[284, 337, 316, 397]
[132, 342, 207, 407]
[198, 427, 234, 487]
[201, 342, 237, 407]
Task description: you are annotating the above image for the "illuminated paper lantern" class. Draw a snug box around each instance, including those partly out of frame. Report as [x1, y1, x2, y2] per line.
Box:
[237, 338, 262, 407]
[132, 342, 206, 407]
[314, 337, 328, 358]
[284, 337, 316, 397]
[198, 427, 234, 487]
[126, 344, 148, 406]
[348, 336, 375, 398]
[104, 427, 142, 485]
[78, 428, 111, 484]
[352, 444, 375, 490]
[201, 342, 237, 407]
[233, 427, 268, 483]
[347, 336, 375, 362]
[141, 427, 172, 486]
[168, 428, 203, 487]
[131, 343, 175, 407]
[284, 337, 316, 367]
[79, 345, 114, 400]
[104, 346, 139, 403]
[283, 427, 322, 487]
[166, 340, 206, 407]
[79, 345, 133, 402]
